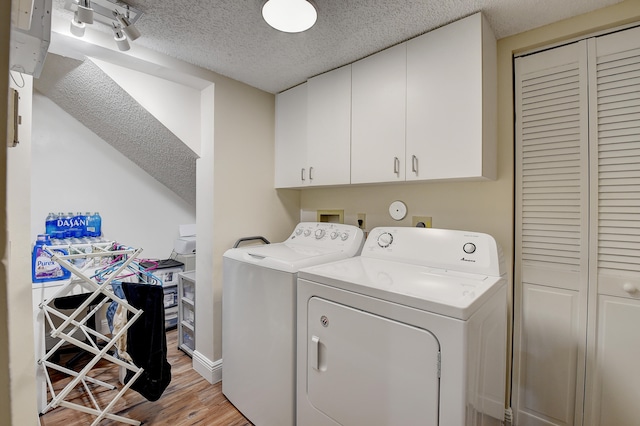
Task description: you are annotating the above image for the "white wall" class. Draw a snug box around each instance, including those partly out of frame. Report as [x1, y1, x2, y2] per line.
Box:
[31, 92, 195, 259]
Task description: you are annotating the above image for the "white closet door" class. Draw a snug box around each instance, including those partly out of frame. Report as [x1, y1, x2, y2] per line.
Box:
[585, 25, 640, 426]
[513, 41, 590, 426]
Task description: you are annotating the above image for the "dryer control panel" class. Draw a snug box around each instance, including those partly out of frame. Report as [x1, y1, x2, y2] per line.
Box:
[363, 227, 505, 277]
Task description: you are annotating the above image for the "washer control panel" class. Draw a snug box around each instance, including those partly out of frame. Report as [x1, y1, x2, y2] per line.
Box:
[288, 222, 364, 250]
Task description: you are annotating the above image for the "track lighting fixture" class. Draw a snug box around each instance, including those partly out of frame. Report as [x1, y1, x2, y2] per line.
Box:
[65, 0, 143, 50]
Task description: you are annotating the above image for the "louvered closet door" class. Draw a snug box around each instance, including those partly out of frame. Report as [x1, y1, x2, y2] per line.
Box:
[585, 26, 640, 426]
[513, 41, 590, 426]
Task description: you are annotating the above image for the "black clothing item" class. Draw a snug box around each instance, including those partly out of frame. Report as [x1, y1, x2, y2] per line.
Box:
[122, 282, 171, 401]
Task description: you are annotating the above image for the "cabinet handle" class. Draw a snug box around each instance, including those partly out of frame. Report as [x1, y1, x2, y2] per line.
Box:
[309, 166, 314, 181]
[412, 155, 418, 175]
[623, 283, 638, 294]
[393, 157, 400, 175]
[301, 168, 306, 181]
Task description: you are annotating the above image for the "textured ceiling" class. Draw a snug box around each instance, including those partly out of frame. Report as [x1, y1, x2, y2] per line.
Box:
[51, 0, 624, 94]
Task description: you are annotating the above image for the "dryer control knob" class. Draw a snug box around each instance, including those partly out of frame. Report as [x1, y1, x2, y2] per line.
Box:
[340, 232, 349, 241]
[377, 232, 393, 248]
[330, 231, 339, 240]
[295, 228, 303, 235]
[304, 229, 311, 237]
[463, 243, 476, 254]
[315, 229, 325, 239]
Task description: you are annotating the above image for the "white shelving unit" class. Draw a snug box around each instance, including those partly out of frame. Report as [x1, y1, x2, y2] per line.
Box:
[178, 271, 196, 356]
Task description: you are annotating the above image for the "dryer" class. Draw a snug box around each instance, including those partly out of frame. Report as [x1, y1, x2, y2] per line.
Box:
[296, 227, 508, 426]
[222, 222, 364, 426]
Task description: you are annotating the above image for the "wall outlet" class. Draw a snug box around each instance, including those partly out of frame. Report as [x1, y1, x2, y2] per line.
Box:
[412, 216, 432, 228]
[357, 213, 366, 230]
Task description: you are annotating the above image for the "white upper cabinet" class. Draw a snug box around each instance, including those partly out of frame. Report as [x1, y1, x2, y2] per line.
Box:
[306, 64, 352, 186]
[274, 13, 497, 188]
[351, 43, 407, 184]
[275, 82, 307, 188]
[406, 12, 497, 181]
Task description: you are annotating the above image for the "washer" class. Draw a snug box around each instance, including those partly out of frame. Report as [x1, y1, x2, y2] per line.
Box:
[222, 222, 364, 426]
[297, 227, 508, 426]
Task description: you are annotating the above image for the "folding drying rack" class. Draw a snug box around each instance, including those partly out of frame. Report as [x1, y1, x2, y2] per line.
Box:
[37, 243, 154, 425]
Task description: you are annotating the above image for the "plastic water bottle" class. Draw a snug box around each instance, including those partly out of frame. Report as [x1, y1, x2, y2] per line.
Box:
[84, 212, 92, 238]
[71, 212, 86, 237]
[87, 212, 102, 237]
[45, 212, 57, 236]
[62, 212, 74, 238]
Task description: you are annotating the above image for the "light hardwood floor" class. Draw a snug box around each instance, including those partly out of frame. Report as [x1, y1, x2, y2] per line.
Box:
[39, 329, 251, 426]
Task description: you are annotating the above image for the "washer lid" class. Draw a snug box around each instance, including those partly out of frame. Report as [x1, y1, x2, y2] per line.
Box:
[224, 243, 354, 273]
[298, 257, 505, 320]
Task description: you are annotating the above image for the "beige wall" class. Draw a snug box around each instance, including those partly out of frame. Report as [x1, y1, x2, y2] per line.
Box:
[1, 1, 13, 424]
[7, 72, 37, 425]
[212, 77, 300, 360]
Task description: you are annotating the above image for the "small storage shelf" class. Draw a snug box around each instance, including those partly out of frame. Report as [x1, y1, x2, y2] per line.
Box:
[178, 271, 196, 356]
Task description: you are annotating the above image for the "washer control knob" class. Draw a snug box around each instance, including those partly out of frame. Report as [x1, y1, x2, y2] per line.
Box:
[340, 232, 349, 241]
[377, 232, 393, 248]
[304, 229, 311, 237]
[330, 231, 339, 240]
[463, 243, 476, 254]
[295, 228, 303, 235]
[315, 229, 325, 239]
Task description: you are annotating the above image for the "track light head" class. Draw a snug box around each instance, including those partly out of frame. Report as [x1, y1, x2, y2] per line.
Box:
[70, 12, 86, 37]
[112, 24, 130, 51]
[77, 0, 94, 24]
[114, 10, 141, 41]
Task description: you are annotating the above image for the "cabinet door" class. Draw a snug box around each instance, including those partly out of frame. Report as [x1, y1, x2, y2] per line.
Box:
[351, 43, 406, 184]
[275, 83, 307, 188]
[306, 65, 351, 186]
[406, 12, 496, 181]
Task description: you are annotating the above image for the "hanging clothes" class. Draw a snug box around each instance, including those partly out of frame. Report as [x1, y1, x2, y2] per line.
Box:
[122, 282, 172, 401]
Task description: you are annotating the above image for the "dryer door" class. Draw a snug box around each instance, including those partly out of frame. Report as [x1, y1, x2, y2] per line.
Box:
[306, 297, 440, 425]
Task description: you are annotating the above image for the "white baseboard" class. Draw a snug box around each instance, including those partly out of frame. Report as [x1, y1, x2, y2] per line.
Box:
[192, 350, 222, 384]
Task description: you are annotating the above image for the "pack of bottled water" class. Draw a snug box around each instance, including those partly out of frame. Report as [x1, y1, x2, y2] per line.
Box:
[33, 212, 107, 283]
[45, 212, 102, 242]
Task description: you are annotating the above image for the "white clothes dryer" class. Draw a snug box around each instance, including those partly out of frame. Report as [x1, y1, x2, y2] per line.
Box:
[222, 222, 364, 426]
[296, 227, 508, 426]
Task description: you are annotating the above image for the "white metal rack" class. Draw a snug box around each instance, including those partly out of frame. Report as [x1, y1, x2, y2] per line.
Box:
[37, 243, 150, 425]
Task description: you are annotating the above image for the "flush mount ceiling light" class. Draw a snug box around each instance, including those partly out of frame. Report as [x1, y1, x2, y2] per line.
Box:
[262, 0, 317, 33]
[65, 0, 142, 49]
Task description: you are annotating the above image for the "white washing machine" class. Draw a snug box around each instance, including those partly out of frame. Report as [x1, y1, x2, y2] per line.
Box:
[222, 222, 364, 426]
[297, 227, 508, 426]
